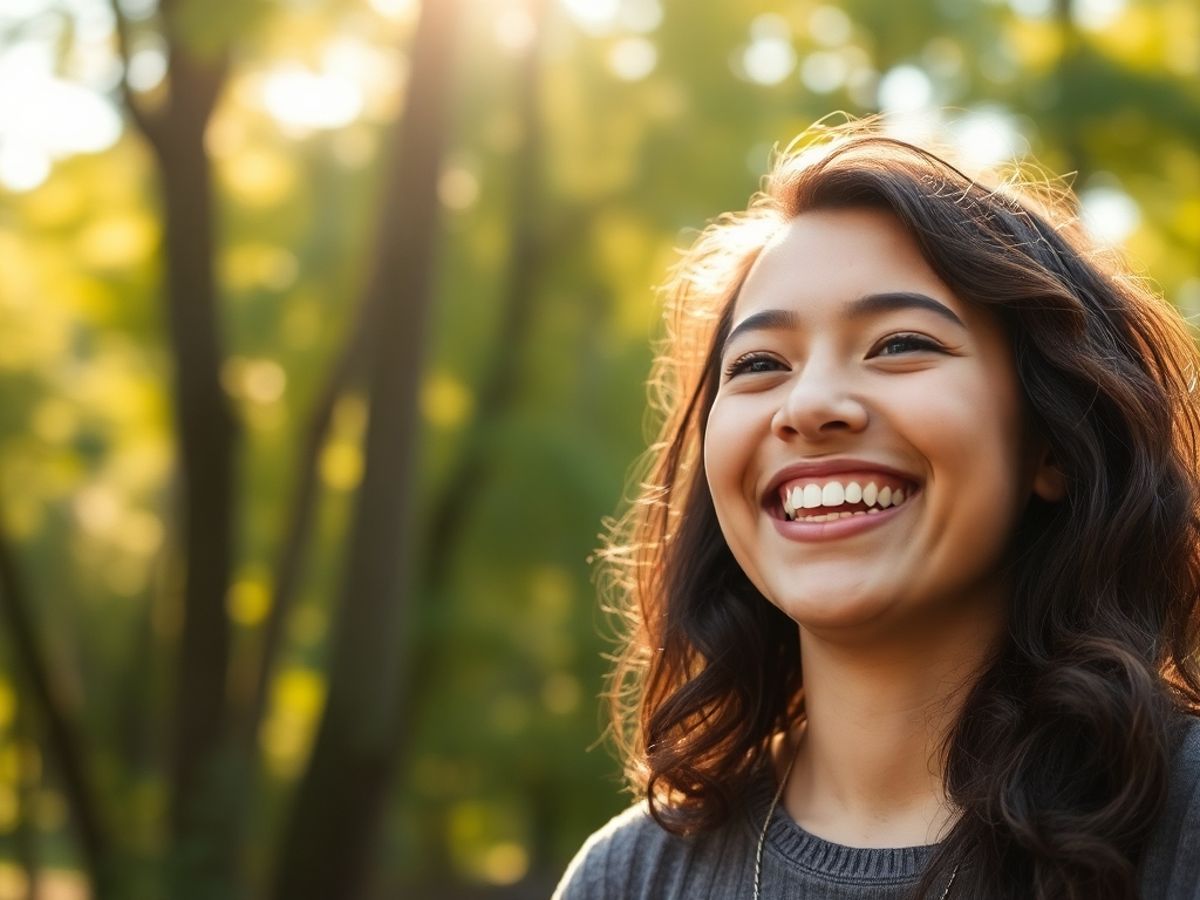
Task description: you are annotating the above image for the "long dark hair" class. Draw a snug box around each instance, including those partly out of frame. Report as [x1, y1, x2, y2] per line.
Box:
[596, 121, 1200, 899]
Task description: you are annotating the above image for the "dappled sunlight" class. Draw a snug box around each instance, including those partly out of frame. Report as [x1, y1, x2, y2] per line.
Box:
[0, 18, 122, 192]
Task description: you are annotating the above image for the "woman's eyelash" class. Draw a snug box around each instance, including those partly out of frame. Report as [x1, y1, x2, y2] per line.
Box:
[873, 333, 944, 355]
[723, 334, 943, 378]
[723, 352, 782, 378]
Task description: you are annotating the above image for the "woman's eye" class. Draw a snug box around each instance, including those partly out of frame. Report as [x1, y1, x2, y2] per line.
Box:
[724, 353, 784, 378]
[873, 333, 943, 356]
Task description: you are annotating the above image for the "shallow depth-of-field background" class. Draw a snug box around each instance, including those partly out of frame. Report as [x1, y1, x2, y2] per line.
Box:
[0, 0, 1198, 897]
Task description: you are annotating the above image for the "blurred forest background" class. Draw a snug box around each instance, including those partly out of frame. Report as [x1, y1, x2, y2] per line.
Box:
[0, 0, 1198, 897]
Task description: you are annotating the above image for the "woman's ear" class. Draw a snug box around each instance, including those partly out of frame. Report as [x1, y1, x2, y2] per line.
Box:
[1031, 439, 1067, 502]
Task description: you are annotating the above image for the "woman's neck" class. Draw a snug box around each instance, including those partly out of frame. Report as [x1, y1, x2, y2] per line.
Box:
[778, 600, 1004, 848]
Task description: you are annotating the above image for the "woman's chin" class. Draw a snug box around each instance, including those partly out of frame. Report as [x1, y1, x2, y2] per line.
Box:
[765, 586, 894, 632]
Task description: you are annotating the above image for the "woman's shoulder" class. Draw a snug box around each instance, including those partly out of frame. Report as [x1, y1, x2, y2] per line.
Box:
[1138, 713, 1200, 898]
[551, 801, 669, 900]
[1164, 713, 1200, 812]
[1173, 712, 1200, 764]
[550, 796, 751, 900]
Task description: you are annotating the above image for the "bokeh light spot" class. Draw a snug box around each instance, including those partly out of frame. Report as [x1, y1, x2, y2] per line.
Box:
[949, 108, 1023, 169]
[261, 66, 363, 132]
[421, 372, 474, 429]
[74, 483, 121, 535]
[800, 51, 848, 94]
[77, 212, 159, 271]
[877, 64, 934, 113]
[439, 166, 481, 211]
[1080, 181, 1141, 246]
[0, 143, 51, 192]
[261, 667, 327, 779]
[619, 0, 662, 33]
[367, 0, 417, 21]
[741, 37, 797, 86]
[607, 37, 657, 81]
[561, 0, 620, 34]
[219, 148, 296, 208]
[494, 6, 537, 54]
[808, 6, 853, 46]
[116, 0, 158, 19]
[1073, 0, 1125, 30]
[227, 569, 272, 628]
[480, 842, 529, 885]
[1008, 0, 1053, 18]
[243, 359, 287, 405]
[320, 440, 364, 491]
[127, 42, 168, 93]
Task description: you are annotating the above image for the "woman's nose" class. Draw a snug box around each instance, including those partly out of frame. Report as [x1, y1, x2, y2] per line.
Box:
[770, 360, 869, 441]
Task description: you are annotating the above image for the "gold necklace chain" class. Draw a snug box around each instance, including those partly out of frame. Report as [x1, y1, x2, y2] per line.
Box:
[752, 739, 960, 899]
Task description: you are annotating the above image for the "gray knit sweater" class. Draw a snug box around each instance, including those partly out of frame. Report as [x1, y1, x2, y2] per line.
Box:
[553, 717, 1200, 899]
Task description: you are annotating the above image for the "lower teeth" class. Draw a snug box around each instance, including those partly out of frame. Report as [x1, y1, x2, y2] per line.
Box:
[788, 508, 887, 522]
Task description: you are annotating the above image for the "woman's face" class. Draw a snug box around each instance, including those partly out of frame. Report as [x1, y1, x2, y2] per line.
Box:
[703, 206, 1063, 641]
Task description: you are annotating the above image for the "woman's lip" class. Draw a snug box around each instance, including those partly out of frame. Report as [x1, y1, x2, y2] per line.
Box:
[767, 490, 919, 542]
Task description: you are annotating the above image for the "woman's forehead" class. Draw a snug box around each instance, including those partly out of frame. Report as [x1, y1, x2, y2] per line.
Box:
[733, 207, 967, 325]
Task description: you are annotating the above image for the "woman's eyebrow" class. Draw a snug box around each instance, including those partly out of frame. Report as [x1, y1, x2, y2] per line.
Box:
[721, 291, 967, 356]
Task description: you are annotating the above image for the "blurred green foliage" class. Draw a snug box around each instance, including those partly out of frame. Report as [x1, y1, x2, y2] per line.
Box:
[0, 0, 1198, 896]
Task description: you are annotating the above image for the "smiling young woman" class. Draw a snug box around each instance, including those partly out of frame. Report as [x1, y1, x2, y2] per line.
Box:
[552, 122, 1200, 900]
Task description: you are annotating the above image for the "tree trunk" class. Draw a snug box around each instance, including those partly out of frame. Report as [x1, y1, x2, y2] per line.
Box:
[124, 28, 237, 899]
[268, 1, 462, 898]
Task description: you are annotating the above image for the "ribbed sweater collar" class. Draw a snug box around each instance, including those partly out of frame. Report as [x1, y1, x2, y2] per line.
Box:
[744, 764, 942, 883]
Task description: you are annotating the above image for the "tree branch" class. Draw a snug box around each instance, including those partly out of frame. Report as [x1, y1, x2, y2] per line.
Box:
[0, 503, 109, 892]
[421, 0, 550, 590]
[242, 317, 368, 743]
[106, 0, 165, 147]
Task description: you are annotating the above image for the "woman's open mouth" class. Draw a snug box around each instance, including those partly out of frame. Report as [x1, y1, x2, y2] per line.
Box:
[766, 474, 920, 521]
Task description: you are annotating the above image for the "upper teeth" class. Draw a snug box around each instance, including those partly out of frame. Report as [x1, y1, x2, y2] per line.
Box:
[781, 480, 910, 518]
